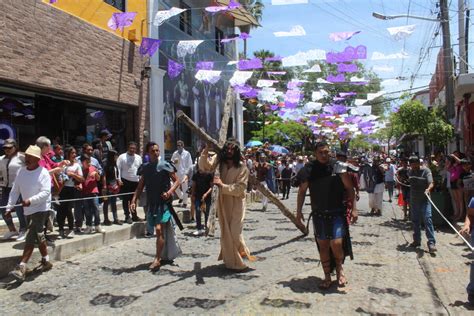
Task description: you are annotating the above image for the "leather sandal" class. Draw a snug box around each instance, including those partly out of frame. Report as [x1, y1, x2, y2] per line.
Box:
[319, 260, 332, 290]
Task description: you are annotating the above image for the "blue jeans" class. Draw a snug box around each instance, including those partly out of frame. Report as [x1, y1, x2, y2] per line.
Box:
[195, 198, 211, 230]
[1, 187, 26, 231]
[410, 198, 436, 245]
[467, 230, 474, 297]
[84, 196, 100, 226]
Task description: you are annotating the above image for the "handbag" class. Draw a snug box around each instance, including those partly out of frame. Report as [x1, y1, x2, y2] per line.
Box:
[107, 181, 120, 194]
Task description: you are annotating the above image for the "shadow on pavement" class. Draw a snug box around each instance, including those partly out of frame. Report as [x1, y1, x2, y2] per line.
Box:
[278, 276, 347, 295]
[21, 291, 59, 304]
[253, 235, 307, 256]
[367, 286, 412, 298]
[449, 300, 474, 310]
[380, 219, 411, 230]
[90, 293, 140, 308]
[260, 297, 311, 309]
[174, 297, 226, 309]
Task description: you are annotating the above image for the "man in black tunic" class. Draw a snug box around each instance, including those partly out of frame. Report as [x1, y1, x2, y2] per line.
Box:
[296, 142, 358, 289]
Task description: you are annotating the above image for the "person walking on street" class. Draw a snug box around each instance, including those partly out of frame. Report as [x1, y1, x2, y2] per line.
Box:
[0, 139, 27, 241]
[384, 158, 396, 203]
[397, 157, 411, 220]
[408, 156, 436, 253]
[130, 142, 181, 271]
[171, 140, 193, 208]
[255, 154, 270, 211]
[117, 142, 142, 224]
[7, 145, 53, 282]
[199, 139, 253, 271]
[281, 160, 292, 200]
[191, 159, 213, 236]
[296, 142, 358, 289]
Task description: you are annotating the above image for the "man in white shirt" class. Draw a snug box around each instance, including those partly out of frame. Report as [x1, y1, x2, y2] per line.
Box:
[7, 145, 52, 282]
[171, 140, 193, 208]
[117, 142, 143, 224]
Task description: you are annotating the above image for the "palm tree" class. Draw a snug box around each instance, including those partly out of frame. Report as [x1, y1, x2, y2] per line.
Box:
[239, 0, 264, 59]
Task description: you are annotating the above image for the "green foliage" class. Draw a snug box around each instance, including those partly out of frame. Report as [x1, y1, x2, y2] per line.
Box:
[349, 135, 371, 151]
[389, 99, 454, 147]
[251, 118, 313, 147]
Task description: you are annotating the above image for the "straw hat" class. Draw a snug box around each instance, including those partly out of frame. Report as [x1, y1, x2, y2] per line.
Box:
[25, 145, 42, 159]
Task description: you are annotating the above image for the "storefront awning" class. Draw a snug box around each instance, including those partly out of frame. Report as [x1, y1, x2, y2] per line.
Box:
[216, 0, 260, 27]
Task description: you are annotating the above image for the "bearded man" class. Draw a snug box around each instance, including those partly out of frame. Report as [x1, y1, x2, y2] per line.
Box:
[199, 138, 252, 271]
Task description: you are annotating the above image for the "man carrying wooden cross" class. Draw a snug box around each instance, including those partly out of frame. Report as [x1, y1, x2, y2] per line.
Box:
[198, 138, 253, 271]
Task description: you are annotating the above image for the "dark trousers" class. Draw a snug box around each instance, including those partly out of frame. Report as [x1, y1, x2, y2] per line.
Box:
[57, 186, 76, 231]
[195, 198, 211, 230]
[103, 195, 118, 222]
[121, 178, 138, 219]
[282, 180, 291, 198]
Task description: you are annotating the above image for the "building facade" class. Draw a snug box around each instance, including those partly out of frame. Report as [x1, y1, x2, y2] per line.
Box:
[0, 0, 148, 151]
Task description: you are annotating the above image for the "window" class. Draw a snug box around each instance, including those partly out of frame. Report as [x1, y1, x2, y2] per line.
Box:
[103, 0, 126, 12]
[215, 28, 225, 55]
[179, 1, 192, 36]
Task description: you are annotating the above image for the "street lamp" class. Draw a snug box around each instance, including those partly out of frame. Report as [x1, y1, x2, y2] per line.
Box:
[372, 12, 446, 22]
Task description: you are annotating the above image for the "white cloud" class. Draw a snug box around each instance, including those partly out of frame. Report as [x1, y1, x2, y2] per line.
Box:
[274, 25, 306, 37]
[371, 51, 409, 60]
[271, 0, 308, 5]
[373, 65, 395, 72]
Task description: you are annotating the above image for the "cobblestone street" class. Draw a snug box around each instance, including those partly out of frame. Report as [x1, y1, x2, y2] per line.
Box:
[0, 191, 472, 314]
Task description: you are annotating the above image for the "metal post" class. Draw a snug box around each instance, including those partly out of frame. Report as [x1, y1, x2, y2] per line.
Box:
[440, 0, 456, 121]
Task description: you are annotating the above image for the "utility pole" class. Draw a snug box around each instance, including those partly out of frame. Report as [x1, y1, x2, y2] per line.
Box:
[459, 0, 468, 74]
[440, 0, 456, 120]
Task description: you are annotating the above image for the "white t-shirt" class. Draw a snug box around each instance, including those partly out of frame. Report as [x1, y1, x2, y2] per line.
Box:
[7, 166, 51, 215]
[0, 153, 25, 188]
[63, 163, 83, 187]
[117, 153, 142, 182]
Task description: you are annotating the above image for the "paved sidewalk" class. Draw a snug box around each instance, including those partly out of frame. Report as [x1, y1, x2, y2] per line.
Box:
[0, 191, 472, 314]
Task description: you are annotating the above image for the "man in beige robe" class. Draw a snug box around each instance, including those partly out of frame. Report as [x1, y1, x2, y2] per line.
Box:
[199, 139, 252, 271]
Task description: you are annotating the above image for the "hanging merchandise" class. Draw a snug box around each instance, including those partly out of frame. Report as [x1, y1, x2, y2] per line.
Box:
[238, 58, 263, 70]
[303, 64, 322, 73]
[168, 59, 184, 79]
[329, 31, 361, 42]
[273, 25, 306, 37]
[153, 7, 187, 26]
[229, 71, 254, 87]
[107, 12, 137, 31]
[221, 33, 251, 43]
[387, 24, 416, 41]
[177, 40, 204, 58]
[139, 38, 161, 57]
[206, 0, 241, 13]
[195, 70, 222, 84]
[196, 61, 214, 70]
[337, 63, 358, 73]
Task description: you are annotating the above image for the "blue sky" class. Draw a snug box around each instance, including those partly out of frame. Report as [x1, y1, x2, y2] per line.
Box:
[243, 0, 468, 102]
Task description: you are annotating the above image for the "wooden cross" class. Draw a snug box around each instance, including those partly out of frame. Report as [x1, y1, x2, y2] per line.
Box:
[176, 87, 308, 236]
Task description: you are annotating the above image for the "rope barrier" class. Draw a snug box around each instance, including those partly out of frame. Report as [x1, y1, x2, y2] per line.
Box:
[425, 192, 474, 251]
[1, 192, 135, 210]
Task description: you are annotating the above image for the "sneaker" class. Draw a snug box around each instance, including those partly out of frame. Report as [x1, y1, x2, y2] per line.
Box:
[132, 216, 143, 222]
[113, 220, 123, 226]
[409, 241, 421, 248]
[145, 232, 154, 238]
[9, 264, 26, 282]
[103, 220, 113, 226]
[262, 206, 267, 212]
[74, 227, 82, 233]
[193, 230, 201, 236]
[65, 230, 75, 239]
[125, 217, 133, 224]
[40, 259, 53, 272]
[58, 231, 66, 239]
[3, 231, 19, 240]
[95, 225, 106, 234]
[428, 243, 437, 253]
[84, 226, 94, 234]
[17, 231, 26, 242]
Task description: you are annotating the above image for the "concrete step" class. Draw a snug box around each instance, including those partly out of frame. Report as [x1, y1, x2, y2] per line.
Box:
[0, 204, 190, 279]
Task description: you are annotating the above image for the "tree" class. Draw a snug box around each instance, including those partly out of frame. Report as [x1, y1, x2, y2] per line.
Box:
[389, 99, 454, 150]
[239, 0, 264, 59]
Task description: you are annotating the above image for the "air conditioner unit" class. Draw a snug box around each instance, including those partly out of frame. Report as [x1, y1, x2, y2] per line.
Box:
[455, 73, 474, 100]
